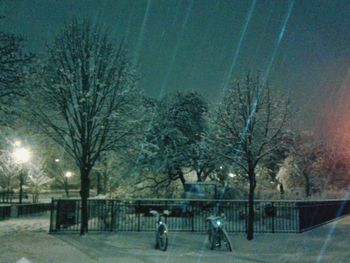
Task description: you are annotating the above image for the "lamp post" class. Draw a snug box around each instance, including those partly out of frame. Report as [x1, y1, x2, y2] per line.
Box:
[54, 158, 74, 197]
[12, 142, 31, 204]
[64, 171, 73, 197]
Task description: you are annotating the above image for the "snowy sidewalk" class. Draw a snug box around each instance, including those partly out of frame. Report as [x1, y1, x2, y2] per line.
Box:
[0, 214, 349, 263]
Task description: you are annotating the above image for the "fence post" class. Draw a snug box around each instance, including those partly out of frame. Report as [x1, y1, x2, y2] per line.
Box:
[165, 199, 168, 225]
[110, 200, 115, 232]
[245, 201, 248, 233]
[55, 199, 60, 231]
[137, 200, 141, 232]
[49, 198, 54, 232]
[271, 202, 275, 233]
[297, 202, 302, 233]
[191, 202, 194, 232]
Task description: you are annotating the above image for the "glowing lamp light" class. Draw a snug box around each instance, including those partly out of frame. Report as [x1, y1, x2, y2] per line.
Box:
[13, 147, 31, 164]
[228, 173, 236, 178]
[55, 159, 60, 162]
[14, 140, 22, 147]
[65, 171, 73, 178]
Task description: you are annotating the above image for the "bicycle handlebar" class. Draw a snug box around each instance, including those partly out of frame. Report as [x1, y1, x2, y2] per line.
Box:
[150, 210, 171, 216]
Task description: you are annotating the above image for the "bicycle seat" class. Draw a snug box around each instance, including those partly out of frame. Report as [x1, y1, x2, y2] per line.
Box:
[150, 210, 158, 216]
[206, 215, 221, 221]
[163, 210, 171, 216]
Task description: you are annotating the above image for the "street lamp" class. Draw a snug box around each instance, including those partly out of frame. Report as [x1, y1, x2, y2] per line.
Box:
[65, 171, 73, 178]
[228, 173, 237, 178]
[12, 144, 31, 204]
[13, 147, 31, 164]
[14, 140, 22, 147]
[64, 171, 73, 197]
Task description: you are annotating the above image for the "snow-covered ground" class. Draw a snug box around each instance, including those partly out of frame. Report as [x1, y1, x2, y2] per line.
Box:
[0, 214, 349, 263]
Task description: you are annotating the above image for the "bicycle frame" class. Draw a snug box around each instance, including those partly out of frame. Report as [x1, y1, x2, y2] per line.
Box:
[150, 210, 170, 251]
[155, 214, 168, 233]
[207, 215, 232, 252]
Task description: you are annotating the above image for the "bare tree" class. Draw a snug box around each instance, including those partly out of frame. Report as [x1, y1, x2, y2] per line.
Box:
[193, 130, 222, 182]
[27, 157, 52, 203]
[93, 150, 135, 197]
[291, 132, 321, 197]
[139, 92, 208, 191]
[0, 150, 19, 202]
[0, 29, 33, 115]
[42, 146, 77, 198]
[28, 20, 140, 235]
[214, 72, 289, 240]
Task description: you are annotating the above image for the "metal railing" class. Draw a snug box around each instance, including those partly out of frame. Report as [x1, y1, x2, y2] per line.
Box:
[0, 205, 11, 220]
[0, 191, 15, 203]
[50, 199, 302, 233]
[0, 191, 33, 204]
[16, 203, 52, 217]
[297, 200, 350, 232]
[0, 203, 51, 220]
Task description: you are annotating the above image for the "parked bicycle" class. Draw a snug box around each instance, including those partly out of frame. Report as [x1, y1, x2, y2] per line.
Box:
[150, 209, 171, 251]
[206, 213, 232, 252]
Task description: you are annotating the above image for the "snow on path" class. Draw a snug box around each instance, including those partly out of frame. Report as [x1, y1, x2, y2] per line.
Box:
[0, 214, 50, 234]
[0, 214, 349, 263]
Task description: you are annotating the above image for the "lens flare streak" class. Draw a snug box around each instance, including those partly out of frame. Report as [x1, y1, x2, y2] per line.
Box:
[134, 0, 152, 63]
[220, 0, 257, 96]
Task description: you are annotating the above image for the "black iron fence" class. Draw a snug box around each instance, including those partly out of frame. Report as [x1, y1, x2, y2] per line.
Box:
[16, 203, 52, 217]
[297, 200, 350, 232]
[0, 191, 15, 203]
[0, 205, 11, 220]
[0, 203, 51, 220]
[50, 199, 350, 234]
[0, 191, 30, 203]
[50, 199, 304, 233]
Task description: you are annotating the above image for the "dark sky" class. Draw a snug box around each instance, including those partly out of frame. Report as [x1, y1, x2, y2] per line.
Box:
[1, 0, 350, 129]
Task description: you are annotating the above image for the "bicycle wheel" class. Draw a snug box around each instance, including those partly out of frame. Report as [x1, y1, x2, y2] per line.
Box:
[208, 228, 215, 250]
[155, 232, 159, 249]
[221, 229, 232, 252]
[157, 227, 168, 251]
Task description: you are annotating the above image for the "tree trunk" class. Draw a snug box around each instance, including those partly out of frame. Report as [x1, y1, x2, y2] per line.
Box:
[196, 171, 202, 182]
[64, 178, 69, 197]
[80, 166, 90, 235]
[19, 175, 23, 204]
[96, 172, 101, 195]
[247, 172, 256, 240]
[195, 167, 204, 182]
[278, 183, 284, 199]
[32, 192, 39, 203]
[6, 178, 10, 203]
[103, 172, 107, 195]
[178, 170, 186, 190]
[304, 172, 310, 197]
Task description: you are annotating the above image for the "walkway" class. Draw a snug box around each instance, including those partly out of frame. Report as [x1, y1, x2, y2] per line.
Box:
[0, 214, 349, 263]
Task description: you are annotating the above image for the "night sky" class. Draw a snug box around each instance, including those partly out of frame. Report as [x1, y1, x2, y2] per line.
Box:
[1, 0, 349, 130]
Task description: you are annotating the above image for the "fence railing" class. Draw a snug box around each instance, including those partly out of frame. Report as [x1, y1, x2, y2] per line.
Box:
[0, 205, 11, 220]
[0, 191, 31, 203]
[50, 199, 303, 233]
[0, 203, 52, 219]
[16, 203, 52, 217]
[0, 191, 15, 203]
[50, 198, 350, 234]
[297, 200, 350, 232]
